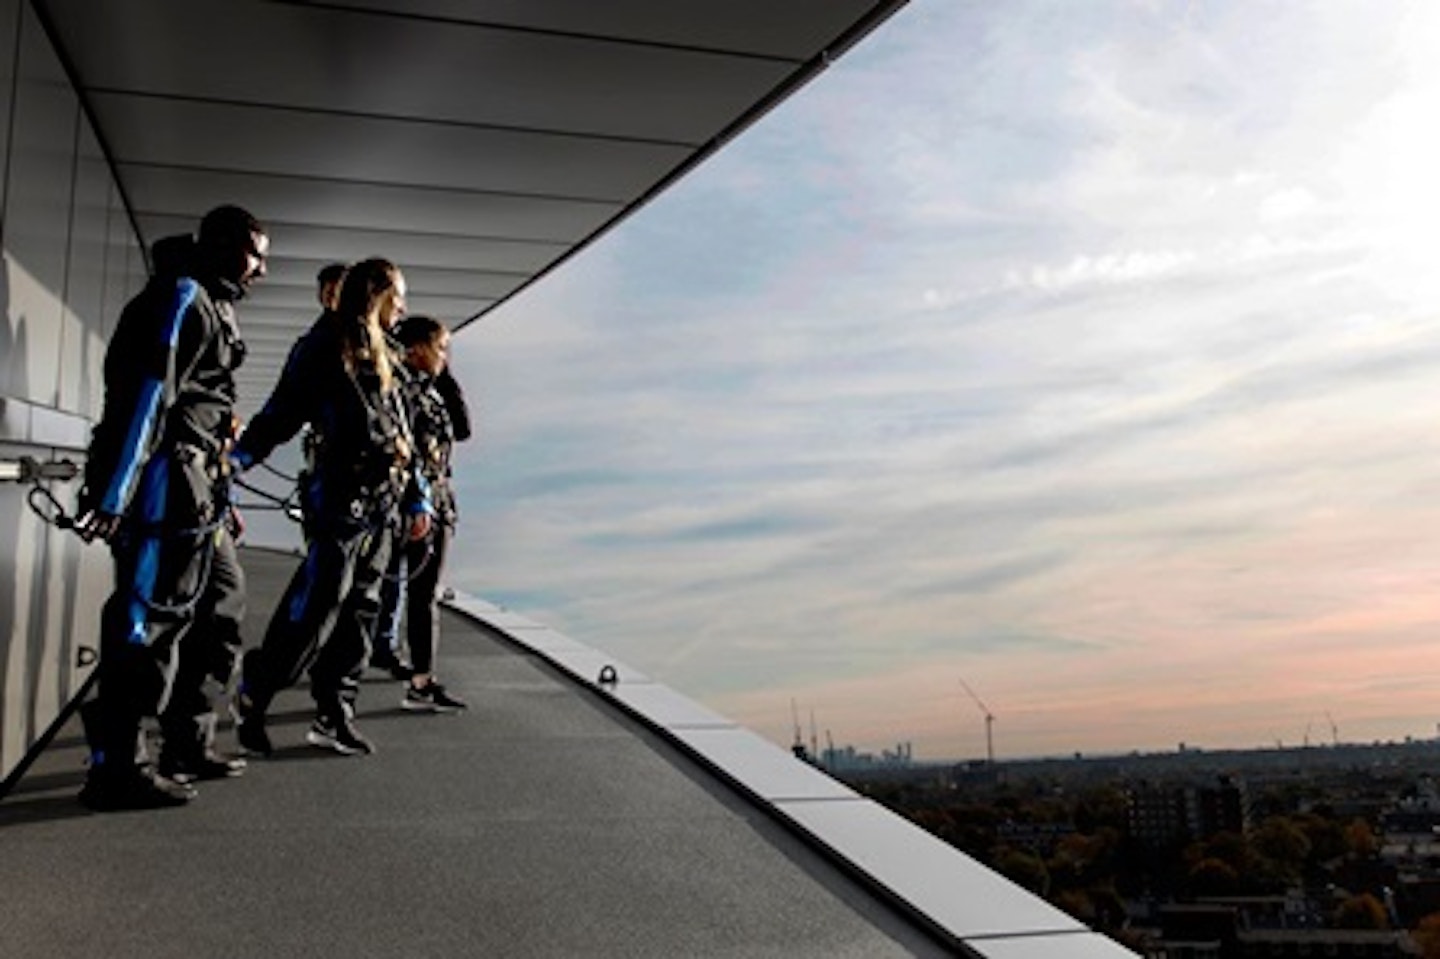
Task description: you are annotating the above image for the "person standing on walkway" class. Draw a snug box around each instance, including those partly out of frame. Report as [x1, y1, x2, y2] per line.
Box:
[231, 257, 431, 757]
[74, 204, 268, 811]
[372, 315, 471, 711]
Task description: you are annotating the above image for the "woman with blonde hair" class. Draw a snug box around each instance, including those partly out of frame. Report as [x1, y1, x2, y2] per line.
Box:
[230, 257, 432, 756]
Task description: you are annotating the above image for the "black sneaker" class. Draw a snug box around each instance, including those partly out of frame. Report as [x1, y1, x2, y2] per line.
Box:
[158, 751, 247, 784]
[402, 681, 468, 713]
[305, 713, 375, 756]
[79, 769, 196, 812]
[232, 693, 272, 757]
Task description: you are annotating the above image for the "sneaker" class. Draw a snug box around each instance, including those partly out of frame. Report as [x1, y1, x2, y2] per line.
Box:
[305, 713, 375, 756]
[232, 693, 272, 757]
[158, 751, 247, 784]
[370, 652, 414, 681]
[402, 680, 468, 713]
[79, 769, 196, 812]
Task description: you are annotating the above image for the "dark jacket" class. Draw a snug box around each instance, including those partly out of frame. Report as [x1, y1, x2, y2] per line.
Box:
[80, 234, 245, 517]
[402, 368, 470, 525]
[235, 315, 425, 525]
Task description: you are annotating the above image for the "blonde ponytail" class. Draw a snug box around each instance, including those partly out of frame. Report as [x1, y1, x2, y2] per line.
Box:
[335, 257, 402, 392]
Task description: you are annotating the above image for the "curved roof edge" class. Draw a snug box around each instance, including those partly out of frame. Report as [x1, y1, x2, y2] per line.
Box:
[443, 589, 1138, 958]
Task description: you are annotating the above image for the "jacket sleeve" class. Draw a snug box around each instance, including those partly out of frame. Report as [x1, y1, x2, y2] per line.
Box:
[233, 331, 321, 468]
[85, 279, 200, 515]
[393, 386, 434, 517]
[434, 366, 472, 442]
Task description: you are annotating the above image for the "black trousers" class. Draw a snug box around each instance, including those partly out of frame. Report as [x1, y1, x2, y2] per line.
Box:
[158, 529, 245, 758]
[376, 521, 449, 675]
[240, 510, 391, 718]
[85, 448, 243, 773]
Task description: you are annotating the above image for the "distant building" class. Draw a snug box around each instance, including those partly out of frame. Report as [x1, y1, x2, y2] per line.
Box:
[820, 741, 915, 773]
[1380, 776, 1440, 855]
[1149, 903, 1418, 958]
[1128, 776, 1247, 848]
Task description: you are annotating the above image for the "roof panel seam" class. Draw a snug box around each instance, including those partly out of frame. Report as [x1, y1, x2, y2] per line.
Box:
[255, 0, 811, 65]
[85, 88, 704, 150]
[117, 160, 631, 207]
[178, 217, 571, 248]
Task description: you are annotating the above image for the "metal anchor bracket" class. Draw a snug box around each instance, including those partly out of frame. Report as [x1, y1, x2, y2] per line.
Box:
[0, 456, 80, 484]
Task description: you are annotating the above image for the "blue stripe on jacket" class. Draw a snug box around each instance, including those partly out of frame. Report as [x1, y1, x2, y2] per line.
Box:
[100, 279, 199, 515]
[125, 452, 171, 644]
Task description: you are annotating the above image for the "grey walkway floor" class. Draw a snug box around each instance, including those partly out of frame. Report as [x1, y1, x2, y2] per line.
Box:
[0, 548, 950, 959]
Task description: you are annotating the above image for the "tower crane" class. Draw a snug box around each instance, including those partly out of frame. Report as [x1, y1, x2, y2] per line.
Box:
[959, 678, 995, 764]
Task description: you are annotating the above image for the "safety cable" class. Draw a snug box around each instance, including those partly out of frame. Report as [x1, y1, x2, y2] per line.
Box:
[25, 456, 439, 591]
[25, 470, 230, 621]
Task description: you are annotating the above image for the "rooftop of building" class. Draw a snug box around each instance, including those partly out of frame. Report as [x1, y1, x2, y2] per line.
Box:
[0, 547, 1130, 958]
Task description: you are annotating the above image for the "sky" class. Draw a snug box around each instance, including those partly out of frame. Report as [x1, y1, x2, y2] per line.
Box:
[442, 0, 1440, 762]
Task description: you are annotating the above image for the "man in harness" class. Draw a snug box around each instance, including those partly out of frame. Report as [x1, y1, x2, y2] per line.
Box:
[74, 205, 268, 811]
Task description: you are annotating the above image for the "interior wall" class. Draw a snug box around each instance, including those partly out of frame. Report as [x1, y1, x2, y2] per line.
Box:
[0, 0, 145, 784]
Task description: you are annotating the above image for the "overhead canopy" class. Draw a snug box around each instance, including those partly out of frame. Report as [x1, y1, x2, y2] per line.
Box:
[34, 0, 906, 410]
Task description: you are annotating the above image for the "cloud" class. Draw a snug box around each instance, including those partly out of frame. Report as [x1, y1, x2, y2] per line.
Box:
[447, 0, 1440, 759]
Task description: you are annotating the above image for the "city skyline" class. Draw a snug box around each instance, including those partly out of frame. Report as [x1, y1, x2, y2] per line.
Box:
[444, 0, 1440, 760]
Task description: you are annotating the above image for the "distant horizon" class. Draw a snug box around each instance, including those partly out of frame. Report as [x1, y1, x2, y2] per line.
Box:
[869, 729, 1440, 768]
[445, 0, 1440, 761]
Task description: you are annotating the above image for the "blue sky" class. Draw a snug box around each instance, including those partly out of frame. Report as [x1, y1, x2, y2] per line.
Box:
[445, 0, 1440, 760]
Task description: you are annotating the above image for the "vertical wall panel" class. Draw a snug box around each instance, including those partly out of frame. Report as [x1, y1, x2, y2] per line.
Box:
[1, 2, 77, 407]
[0, 480, 38, 774]
[61, 121, 109, 414]
[0, 4, 114, 785]
[0, 0, 18, 220]
[100, 185, 130, 344]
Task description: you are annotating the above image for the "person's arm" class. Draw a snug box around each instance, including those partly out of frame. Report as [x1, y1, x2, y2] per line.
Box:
[394, 386, 435, 540]
[232, 330, 321, 470]
[434, 366, 472, 442]
[76, 280, 198, 540]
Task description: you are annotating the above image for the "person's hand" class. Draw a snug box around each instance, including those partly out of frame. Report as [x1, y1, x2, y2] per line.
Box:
[227, 503, 247, 542]
[75, 509, 122, 543]
[407, 512, 432, 542]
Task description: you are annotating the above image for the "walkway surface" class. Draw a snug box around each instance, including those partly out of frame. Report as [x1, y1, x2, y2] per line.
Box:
[0, 548, 952, 958]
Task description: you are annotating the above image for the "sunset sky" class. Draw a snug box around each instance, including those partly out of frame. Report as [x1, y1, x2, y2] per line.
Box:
[444, 0, 1440, 761]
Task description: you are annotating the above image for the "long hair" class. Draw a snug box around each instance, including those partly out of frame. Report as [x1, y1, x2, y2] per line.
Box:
[333, 257, 400, 391]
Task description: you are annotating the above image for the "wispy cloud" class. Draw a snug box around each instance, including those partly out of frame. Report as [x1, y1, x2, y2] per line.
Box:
[448, 0, 1440, 759]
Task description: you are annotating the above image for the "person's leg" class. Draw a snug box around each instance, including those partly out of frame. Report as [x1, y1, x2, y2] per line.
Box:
[307, 523, 390, 754]
[405, 530, 441, 676]
[80, 590, 179, 801]
[159, 527, 247, 780]
[236, 522, 361, 754]
[401, 525, 466, 712]
[80, 453, 202, 809]
[369, 535, 412, 678]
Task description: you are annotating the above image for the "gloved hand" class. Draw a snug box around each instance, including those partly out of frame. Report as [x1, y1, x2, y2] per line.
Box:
[74, 509, 122, 543]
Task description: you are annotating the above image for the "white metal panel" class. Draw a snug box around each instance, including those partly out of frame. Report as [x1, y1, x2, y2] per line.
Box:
[777, 799, 1090, 941]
